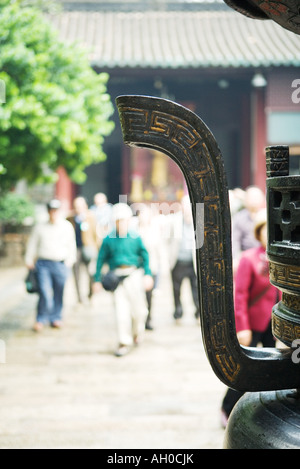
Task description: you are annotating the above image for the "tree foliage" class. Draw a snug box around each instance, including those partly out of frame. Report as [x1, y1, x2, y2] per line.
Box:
[0, 0, 115, 192]
[0, 191, 35, 226]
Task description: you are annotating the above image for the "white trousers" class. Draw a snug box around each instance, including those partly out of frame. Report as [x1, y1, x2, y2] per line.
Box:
[113, 269, 148, 346]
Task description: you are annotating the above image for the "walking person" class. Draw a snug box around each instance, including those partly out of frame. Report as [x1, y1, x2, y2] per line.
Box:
[168, 195, 199, 323]
[136, 205, 162, 330]
[221, 209, 280, 426]
[25, 199, 77, 332]
[90, 192, 113, 241]
[93, 203, 153, 357]
[68, 196, 99, 304]
[231, 185, 265, 273]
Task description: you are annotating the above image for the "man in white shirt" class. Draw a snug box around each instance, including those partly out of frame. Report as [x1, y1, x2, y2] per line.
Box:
[25, 199, 77, 332]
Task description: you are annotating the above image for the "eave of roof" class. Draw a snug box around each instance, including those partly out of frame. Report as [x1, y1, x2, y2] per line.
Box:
[59, 0, 226, 12]
[48, 10, 300, 69]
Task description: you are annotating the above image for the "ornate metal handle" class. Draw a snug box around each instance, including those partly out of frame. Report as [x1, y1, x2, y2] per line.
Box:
[224, 0, 300, 35]
[116, 95, 300, 392]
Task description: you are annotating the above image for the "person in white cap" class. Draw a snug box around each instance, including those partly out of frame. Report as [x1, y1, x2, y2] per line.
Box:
[93, 203, 153, 357]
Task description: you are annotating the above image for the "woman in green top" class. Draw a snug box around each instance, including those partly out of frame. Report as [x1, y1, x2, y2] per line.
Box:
[93, 203, 153, 357]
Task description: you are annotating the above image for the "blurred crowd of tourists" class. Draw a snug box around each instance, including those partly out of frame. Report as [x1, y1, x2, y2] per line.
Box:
[24, 185, 279, 424]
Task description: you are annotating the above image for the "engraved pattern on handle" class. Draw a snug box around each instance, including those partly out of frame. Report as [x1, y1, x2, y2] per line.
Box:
[116, 95, 300, 392]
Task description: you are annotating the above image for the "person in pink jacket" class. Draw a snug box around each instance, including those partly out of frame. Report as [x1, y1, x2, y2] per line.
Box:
[234, 209, 281, 348]
[221, 209, 281, 426]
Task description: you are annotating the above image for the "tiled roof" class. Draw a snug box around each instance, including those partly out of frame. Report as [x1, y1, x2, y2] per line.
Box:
[48, 10, 300, 69]
[60, 0, 226, 11]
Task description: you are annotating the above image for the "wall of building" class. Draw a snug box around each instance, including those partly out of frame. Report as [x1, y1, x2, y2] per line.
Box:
[80, 68, 253, 204]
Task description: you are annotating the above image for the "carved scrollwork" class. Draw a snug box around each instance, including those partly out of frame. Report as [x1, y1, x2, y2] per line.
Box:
[266, 146, 289, 178]
[282, 292, 300, 311]
[273, 313, 300, 346]
[270, 261, 300, 290]
[117, 95, 300, 392]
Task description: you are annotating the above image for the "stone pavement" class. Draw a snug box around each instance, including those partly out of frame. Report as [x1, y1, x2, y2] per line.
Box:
[0, 267, 226, 449]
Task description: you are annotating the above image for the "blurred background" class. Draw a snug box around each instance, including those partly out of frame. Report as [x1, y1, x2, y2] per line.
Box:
[0, 0, 300, 449]
[1, 0, 300, 257]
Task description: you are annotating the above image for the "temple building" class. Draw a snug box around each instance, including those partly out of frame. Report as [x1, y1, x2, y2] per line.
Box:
[49, 0, 300, 204]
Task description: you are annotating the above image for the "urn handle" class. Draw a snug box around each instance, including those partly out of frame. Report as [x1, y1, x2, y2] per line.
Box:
[116, 95, 300, 392]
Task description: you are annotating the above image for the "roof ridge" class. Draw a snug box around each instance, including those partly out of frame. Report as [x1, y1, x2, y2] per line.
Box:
[48, 9, 300, 69]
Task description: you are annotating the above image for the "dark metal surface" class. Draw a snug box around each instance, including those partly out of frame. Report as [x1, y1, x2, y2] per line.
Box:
[224, 0, 300, 35]
[116, 95, 300, 393]
[266, 146, 300, 347]
[224, 146, 300, 449]
[224, 0, 268, 19]
[224, 390, 300, 449]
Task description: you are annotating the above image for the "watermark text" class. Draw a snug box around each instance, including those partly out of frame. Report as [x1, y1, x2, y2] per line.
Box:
[292, 339, 300, 364]
[103, 195, 205, 249]
[291, 79, 300, 104]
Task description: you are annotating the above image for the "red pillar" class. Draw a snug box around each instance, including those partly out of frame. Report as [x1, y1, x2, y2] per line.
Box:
[55, 167, 75, 212]
[241, 94, 251, 189]
[252, 88, 267, 192]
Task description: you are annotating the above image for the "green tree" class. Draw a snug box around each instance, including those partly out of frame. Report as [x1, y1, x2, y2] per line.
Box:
[0, 0, 115, 193]
[0, 192, 35, 227]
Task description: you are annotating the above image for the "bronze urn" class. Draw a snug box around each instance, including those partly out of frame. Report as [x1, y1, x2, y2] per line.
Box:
[115, 0, 300, 449]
